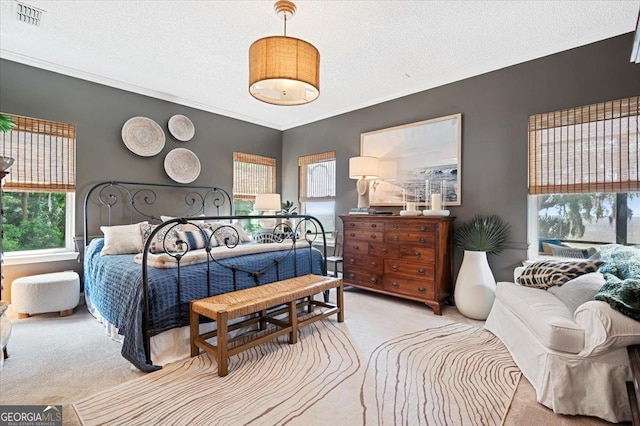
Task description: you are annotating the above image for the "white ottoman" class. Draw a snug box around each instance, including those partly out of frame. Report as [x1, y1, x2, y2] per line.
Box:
[11, 271, 80, 318]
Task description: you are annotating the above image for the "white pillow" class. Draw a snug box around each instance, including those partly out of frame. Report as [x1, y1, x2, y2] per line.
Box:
[100, 222, 148, 256]
[548, 272, 605, 313]
[575, 300, 640, 356]
[206, 222, 251, 246]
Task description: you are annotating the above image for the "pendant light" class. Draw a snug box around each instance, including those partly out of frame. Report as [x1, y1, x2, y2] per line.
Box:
[249, 0, 320, 106]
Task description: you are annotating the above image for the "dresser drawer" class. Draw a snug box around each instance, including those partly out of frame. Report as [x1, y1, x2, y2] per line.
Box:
[399, 245, 435, 263]
[385, 232, 435, 245]
[387, 222, 436, 233]
[343, 267, 383, 288]
[383, 275, 435, 299]
[343, 240, 370, 256]
[369, 242, 400, 258]
[343, 220, 385, 232]
[384, 259, 435, 279]
[344, 230, 383, 243]
[343, 254, 383, 274]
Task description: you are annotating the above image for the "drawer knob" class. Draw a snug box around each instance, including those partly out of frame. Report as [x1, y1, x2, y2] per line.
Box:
[350, 223, 356, 227]
[418, 268, 425, 275]
[419, 237, 425, 243]
[370, 234, 377, 239]
[370, 261, 377, 267]
[418, 287, 426, 293]
[381, 248, 388, 254]
[413, 251, 420, 257]
[393, 236, 399, 241]
[392, 224, 398, 229]
[353, 245, 359, 250]
[371, 224, 377, 228]
[349, 259, 355, 265]
[348, 273, 356, 279]
[391, 265, 399, 272]
[391, 282, 399, 288]
[369, 277, 378, 284]
[350, 233, 356, 237]
[420, 225, 426, 231]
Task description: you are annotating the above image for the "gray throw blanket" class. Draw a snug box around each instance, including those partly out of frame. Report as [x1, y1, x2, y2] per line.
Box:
[595, 244, 640, 320]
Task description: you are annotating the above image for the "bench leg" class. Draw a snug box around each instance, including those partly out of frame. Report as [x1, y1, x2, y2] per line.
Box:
[259, 309, 267, 330]
[288, 301, 298, 344]
[189, 306, 199, 357]
[217, 311, 229, 376]
[337, 283, 344, 323]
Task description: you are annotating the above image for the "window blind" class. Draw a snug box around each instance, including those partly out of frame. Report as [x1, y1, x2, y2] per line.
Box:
[232, 152, 276, 200]
[0, 114, 76, 193]
[299, 151, 336, 202]
[528, 96, 639, 195]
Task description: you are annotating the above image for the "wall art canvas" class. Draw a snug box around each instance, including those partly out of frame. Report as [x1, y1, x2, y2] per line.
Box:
[361, 113, 462, 207]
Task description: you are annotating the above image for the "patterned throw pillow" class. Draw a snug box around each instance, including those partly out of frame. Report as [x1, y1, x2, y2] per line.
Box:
[176, 228, 216, 251]
[205, 222, 250, 246]
[516, 259, 604, 289]
[140, 223, 182, 253]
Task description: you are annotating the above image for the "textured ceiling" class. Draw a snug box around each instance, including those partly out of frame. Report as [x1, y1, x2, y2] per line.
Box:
[0, 1, 638, 130]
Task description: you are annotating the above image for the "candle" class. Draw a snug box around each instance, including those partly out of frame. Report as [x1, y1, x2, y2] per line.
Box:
[402, 188, 406, 209]
[406, 202, 416, 211]
[425, 180, 430, 198]
[431, 193, 442, 211]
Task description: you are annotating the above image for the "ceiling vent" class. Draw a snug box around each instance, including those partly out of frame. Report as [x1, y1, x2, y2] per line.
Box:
[15, 1, 45, 26]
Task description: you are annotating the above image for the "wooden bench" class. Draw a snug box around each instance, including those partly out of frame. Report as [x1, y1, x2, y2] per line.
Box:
[190, 274, 344, 376]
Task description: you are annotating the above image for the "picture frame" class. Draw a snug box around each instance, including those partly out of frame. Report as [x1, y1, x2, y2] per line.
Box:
[361, 113, 462, 207]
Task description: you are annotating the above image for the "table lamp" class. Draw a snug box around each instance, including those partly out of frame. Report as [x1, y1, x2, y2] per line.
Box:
[255, 193, 281, 228]
[349, 156, 379, 209]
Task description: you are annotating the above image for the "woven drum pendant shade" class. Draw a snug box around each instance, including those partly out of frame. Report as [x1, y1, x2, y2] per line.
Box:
[249, 36, 320, 105]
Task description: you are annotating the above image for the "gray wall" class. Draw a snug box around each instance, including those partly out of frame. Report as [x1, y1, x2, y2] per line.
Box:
[0, 59, 281, 299]
[282, 32, 640, 281]
[1, 33, 638, 293]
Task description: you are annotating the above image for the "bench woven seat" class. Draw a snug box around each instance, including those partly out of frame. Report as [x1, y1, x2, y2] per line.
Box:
[190, 274, 344, 376]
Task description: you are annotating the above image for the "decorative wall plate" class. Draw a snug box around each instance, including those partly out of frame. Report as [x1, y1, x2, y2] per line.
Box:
[168, 114, 195, 142]
[164, 148, 201, 183]
[121, 117, 165, 157]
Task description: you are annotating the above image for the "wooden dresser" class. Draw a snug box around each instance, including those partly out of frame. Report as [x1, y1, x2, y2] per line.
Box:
[339, 215, 455, 315]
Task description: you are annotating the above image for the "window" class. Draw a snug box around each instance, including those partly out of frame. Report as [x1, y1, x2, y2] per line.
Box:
[299, 151, 336, 237]
[1, 114, 76, 256]
[528, 97, 639, 256]
[232, 152, 276, 233]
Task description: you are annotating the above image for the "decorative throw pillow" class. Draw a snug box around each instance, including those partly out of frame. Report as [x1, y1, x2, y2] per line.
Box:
[516, 259, 604, 289]
[140, 223, 182, 253]
[548, 272, 605, 312]
[100, 222, 148, 256]
[206, 222, 250, 246]
[175, 228, 216, 251]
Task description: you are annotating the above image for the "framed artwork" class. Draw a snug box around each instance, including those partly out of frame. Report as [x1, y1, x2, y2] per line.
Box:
[361, 113, 462, 207]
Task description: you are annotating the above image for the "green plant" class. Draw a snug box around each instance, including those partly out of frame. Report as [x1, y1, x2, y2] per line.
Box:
[455, 214, 511, 255]
[281, 200, 297, 215]
[0, 114, 15, 133]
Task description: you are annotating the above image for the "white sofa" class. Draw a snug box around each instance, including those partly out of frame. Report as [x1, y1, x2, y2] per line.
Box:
[485, 267, 640, 423]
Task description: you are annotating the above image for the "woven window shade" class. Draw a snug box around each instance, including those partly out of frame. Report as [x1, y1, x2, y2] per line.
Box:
[528, 96, 640, 195]
[233, 152, 276, 201]
[0, 114, 76, 193]
[299, 151, 336, 202]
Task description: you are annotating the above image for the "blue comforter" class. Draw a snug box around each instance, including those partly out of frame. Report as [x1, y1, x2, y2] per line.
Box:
[84, 238, 326, 372]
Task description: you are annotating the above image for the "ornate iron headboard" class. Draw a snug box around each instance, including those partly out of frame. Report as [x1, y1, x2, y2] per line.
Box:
[83, 180, 233, 248]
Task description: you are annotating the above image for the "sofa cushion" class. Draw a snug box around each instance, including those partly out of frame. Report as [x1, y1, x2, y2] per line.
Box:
[496, 282, 585, 353]
[547, 272, 605, 313]
[575, 300, 640, 356]
[516, 259, 604, 289]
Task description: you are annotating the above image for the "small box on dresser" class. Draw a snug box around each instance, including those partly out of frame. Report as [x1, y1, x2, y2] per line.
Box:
[339, 215, 455, 315]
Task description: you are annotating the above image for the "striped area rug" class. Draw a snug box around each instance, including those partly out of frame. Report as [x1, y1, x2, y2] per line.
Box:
[74, 322, 520, 425]
[361, 323, 521, 425]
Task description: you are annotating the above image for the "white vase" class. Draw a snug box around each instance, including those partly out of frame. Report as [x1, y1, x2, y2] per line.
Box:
[454, 250, 497, 320]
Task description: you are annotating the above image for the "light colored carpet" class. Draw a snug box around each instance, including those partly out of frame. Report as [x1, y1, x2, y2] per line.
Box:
[0, 288, 615, 425]
[75, 322, 519, 426]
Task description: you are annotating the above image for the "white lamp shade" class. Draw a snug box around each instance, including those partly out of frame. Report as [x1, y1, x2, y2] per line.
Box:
[255, 193, 281, 211]
[349, 156, 379, 180]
